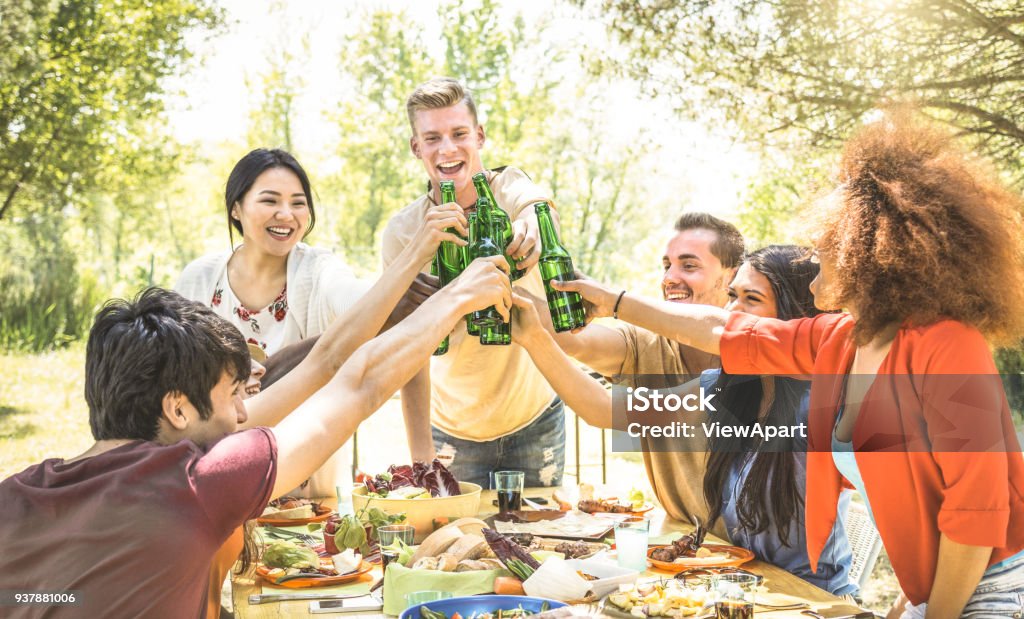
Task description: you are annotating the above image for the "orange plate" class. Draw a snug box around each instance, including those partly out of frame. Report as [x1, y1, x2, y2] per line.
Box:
[647, 544, 755, 572]
[630, 502, 655, 515]
[256, 505, 333, 526]
[256, 560, 372, 589]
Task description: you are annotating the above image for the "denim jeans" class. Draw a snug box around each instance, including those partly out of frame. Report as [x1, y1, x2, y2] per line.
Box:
[961, 552, 1024, 618]
[902, 552, 1024, 618]
[431, 397, 565, 489]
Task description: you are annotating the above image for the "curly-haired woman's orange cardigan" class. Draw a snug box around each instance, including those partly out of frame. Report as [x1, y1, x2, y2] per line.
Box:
[720, 312, 1024, 604]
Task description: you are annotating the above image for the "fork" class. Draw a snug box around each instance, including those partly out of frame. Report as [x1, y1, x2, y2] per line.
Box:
[263, 526, 319, 546]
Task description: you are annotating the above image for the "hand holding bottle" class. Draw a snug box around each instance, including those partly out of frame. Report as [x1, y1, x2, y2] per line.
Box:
[507, 216, 541, 271]
[551, 271, 622, 326]
[509, 287, 553, 345]
[411, 201, 468, 264]
[449, 255, 512, 323]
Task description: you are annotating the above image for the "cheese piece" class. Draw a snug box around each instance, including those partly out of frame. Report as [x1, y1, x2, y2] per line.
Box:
[444, 534, 489, 561]
[409, 526, 463, 566]
[332, 549, 361, 574]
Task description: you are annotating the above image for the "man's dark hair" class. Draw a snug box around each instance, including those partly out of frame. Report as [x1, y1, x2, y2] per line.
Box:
[85, 288, 250, 441]
[673, 212, 745, 269]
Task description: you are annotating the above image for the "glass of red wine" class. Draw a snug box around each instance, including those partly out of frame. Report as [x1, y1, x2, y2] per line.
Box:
[493, 470, 525, 514]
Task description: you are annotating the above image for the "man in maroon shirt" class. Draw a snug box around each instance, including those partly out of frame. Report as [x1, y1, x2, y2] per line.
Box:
[0, 257, 510, 618]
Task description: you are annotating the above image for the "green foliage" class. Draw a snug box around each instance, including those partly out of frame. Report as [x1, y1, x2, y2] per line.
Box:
[995, 347, 1024, 420]
[0, 216, 103, 352]
[243, 1, 307, 153]
[321, 9, 433, 264]
[586, 0, 1024, 180]
[0, 0, 223, 350]
[0, 0, 223, 221]
[737, 155, 831, 248]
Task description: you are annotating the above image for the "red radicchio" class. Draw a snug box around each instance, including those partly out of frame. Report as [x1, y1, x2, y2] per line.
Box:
[363, 459, 461, 497]
[418, 458, 461, 497]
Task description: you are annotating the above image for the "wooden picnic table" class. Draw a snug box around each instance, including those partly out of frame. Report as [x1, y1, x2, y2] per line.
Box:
[232, 488, 871, 618]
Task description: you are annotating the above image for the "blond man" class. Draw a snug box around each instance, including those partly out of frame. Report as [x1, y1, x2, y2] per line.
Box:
[381, 77, 564, 488]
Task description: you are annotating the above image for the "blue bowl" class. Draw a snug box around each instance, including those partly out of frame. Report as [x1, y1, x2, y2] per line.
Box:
[400, 595, 567, 619]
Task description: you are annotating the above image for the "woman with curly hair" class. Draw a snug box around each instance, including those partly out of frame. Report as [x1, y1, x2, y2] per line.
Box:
[556, 112, 1024, 617]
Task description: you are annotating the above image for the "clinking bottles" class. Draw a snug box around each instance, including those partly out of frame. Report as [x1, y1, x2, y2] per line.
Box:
[535, 201, 586, 332]
[472, 172, 524, 280]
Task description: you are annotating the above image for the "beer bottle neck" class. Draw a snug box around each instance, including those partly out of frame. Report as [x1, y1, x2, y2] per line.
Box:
[536, 206, 567, 257]
[472, 173, 498, 209]
[440, 186, 456, 205]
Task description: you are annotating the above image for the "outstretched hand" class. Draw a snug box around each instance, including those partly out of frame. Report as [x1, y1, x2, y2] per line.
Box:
[506, 217, 540, 272]
[450, 256, 512, 322]
[510, 286, 551, 345]
[550, 270, 622, 328]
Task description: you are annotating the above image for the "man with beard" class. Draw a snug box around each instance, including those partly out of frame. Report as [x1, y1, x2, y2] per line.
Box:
[553, 212, 743, 538]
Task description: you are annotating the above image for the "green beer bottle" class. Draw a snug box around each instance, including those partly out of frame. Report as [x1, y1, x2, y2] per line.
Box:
[479, 307, 511, 345]
[476, 218, 510, 344]
[472, 172, 524, 280]
[430, 254, 449, 355]
[463, 212, 481, 336]
[431, 181, 462, 356]
[467, 213, 504, 328]
[535, 202, 586, 332]
[436, 180, 464, 280]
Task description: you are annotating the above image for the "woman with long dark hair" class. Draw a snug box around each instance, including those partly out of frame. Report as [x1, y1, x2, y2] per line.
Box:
[511, 244, 855, 595]
[700, 246, 855, 596]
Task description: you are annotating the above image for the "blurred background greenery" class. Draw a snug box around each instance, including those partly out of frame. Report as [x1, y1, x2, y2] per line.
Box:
[3, 0, 1024, 355]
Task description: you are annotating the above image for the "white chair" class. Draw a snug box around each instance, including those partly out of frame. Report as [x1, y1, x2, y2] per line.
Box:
[845, 500, 883, 593]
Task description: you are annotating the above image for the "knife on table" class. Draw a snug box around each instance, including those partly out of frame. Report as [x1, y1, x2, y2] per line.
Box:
[248, 592, 377, 605]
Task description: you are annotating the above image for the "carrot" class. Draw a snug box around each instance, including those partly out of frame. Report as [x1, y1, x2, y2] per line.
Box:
[492, 576, 525, 595]
[451, 613, 463, 619]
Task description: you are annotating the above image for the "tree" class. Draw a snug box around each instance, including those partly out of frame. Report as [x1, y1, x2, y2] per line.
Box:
[586, 0, 1024, 179]
[322, 9, 434, 265]
[0, 0, 222, 222]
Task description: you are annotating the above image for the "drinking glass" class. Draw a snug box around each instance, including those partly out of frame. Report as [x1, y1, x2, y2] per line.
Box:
[614, 516, 650, 572]
[377, 524, 415, 570]
[712, 573, 758, 618]
[493, 470, 524, 514]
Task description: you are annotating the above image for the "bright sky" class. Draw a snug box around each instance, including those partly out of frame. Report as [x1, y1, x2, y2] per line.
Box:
[163, 0, 760, 242]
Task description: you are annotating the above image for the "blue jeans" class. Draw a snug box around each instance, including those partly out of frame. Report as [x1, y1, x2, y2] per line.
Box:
[959, 552, 1024, 617]
[431, 398, 565, 489]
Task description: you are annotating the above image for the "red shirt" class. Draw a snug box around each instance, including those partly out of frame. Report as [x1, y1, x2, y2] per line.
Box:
[721, 312, 1024, 604]
[0, 428, 277, 618]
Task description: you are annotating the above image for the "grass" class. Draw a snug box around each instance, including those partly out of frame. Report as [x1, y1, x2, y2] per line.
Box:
[0, 345, 93, 476]
[0, 345, 897, 612]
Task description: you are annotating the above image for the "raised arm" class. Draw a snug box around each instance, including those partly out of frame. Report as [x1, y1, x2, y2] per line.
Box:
[241, 202, 466, 430]
[269, 257, 511, 497]
[512, 275, 628, 377]
[553, 278, 729, 355]
[511, 289, 613, 429]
